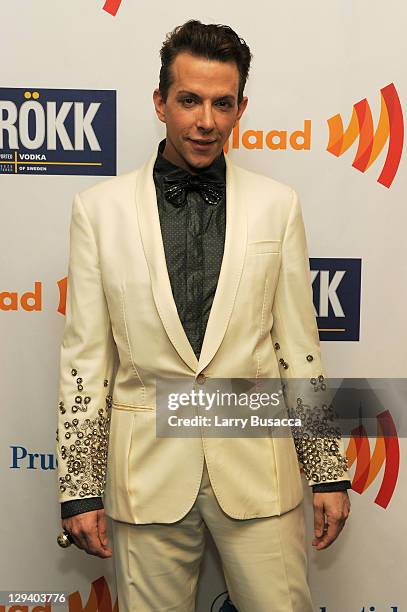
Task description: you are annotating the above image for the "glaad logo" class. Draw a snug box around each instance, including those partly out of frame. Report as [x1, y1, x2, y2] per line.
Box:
[224, 82, 403, 188]
[224, 120, 311, 152]
[102, 0, 123, 16]
[67, 576, 118, 612]
[57, 277, 67, 315]
[310, 258, 361, 342]
[346, 410, 399, 509]
[327, 83, 404, 188]
[210, 592, 237, 612]
[0, 282, 42, 311]
[0, 88, 117, 176]
[0, 277, 78, 315]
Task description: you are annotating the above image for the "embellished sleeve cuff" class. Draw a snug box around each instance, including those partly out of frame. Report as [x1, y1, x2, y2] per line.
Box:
[312, 480, 352, 493]
[61, 497, 104, 519]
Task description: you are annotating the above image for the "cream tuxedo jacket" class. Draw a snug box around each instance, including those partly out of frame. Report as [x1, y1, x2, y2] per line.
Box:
[56, 148, 350, 524]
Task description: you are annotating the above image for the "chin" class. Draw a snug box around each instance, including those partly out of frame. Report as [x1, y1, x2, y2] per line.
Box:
[187, 150, 220, 168]
[189, 157, 214, 169]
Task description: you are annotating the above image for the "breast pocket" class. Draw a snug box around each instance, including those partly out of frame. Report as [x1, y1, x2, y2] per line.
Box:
[236, 240, 281, 334]
[246, 239, 281, 255]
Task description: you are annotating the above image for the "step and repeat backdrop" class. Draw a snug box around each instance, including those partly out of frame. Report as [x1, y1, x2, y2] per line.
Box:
[1, 1, 405, 610]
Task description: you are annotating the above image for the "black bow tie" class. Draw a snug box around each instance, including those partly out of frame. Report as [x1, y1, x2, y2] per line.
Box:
[163, 174, 225, 207]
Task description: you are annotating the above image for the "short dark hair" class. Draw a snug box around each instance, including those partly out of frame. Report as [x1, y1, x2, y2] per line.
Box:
[159, 20, 252, 105]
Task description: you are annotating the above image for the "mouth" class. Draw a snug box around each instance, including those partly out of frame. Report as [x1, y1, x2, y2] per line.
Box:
[187, 138, 217, 150]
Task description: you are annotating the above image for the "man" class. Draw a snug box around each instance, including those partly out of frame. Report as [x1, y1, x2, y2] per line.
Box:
[56, 20, 351, 612]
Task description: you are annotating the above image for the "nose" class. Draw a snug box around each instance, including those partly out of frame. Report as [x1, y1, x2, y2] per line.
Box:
[196, 102, 215, 132]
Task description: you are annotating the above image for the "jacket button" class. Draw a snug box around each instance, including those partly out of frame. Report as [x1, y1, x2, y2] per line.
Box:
[196, 373, 206, 384]
[306, 354, 314, 362]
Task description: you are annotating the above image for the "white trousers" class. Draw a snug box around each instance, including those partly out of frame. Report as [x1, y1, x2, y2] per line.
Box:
[111, 458, 314, 612]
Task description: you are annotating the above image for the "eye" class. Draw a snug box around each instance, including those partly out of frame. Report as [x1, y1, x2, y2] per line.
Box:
[215, 100, 232, 109]
[181, 97, 196, 106]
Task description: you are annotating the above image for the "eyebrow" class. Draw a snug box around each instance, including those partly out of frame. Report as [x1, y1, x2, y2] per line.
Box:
[177, 90, 236, 103]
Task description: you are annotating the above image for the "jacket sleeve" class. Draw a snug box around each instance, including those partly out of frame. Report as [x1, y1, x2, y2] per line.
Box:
[56, 192, 117, 513]
[270, 188, 351, 488]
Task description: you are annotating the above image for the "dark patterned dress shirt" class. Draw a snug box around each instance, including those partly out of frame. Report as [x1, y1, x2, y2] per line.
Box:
[153, 138, 227, 358]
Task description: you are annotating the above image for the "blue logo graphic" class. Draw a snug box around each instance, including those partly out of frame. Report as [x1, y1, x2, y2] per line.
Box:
[10, 446, 56, 470]
[0, 87, 116, 175]
[310, 258, 362, 341]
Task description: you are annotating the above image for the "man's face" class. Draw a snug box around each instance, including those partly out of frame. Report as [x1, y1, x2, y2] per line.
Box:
[153, 52, 248, 172]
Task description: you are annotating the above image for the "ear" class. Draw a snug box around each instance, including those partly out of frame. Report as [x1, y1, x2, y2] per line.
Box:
[234, 96, 248, 127]
[153, 88, 166, 124]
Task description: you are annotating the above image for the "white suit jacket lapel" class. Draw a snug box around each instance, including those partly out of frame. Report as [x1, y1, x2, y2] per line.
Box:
[135, 149, 247, 373]
[198, 154, 247, 372]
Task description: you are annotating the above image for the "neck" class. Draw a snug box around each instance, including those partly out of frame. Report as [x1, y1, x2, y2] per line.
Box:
[162, 148, 196, 175]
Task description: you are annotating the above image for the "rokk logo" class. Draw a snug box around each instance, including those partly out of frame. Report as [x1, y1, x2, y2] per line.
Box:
[346, 410, 399, 509]
[310, 258, 361, 341]
[327, 83, 404, 188]
[0, 88, 116, 176]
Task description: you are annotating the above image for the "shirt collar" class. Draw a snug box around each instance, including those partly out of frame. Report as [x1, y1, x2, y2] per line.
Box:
[153, 138, 226, 184]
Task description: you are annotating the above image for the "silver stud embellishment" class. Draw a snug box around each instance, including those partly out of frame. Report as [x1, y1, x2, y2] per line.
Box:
[57, 368, 112, 499]
[286, 380, 349, 484]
